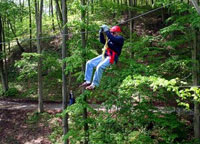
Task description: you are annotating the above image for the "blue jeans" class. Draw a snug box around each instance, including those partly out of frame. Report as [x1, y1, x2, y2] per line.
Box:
[85, 55, 111, 86]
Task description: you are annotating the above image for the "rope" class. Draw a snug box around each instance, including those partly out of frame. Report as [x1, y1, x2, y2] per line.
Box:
[0, 3, 174, 45]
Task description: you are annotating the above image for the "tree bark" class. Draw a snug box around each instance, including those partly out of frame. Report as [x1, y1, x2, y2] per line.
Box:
[192, 29, 200, 139]
[134, 0, 137, 6]
[55, 0, 63, 28]
[81, 0, 89, 143]
[61, 0, 69, 144]
[19, 0, 23, 22]
[191, 0, 200, 15]
[28, 0, 32, 52]
[50, 0, 56, 32]
[129, 0, 134, 58]
[0, 16, 8, 92]
[2, 19, 8, 88]
[91, 0, 94, 14]
[35, 0, 44, 113]
[8, 20, 24, 52]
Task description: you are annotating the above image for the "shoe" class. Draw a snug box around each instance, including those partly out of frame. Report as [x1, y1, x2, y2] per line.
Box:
[86, 84, 95, 90]
[79, 82, 91, 88]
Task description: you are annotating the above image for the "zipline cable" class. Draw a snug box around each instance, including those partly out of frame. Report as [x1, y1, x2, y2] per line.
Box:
[118, 4, 170, 25]
[0, 2, 178, 45]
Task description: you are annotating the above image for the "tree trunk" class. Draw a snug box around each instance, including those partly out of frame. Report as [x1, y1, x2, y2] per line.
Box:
[50, 0, 56, 32]
[129, 0, 134, 58]
[91, 0, 94, 14]
[28, 0, 32, 52]
[134, 0, 137, 6]
[192, 29, 200, 139]
[8, 42, 10, 53]
[35, 0, 44, 113]
[54, 0, 63, 30]
[19, 0, 23, 22]
[86, 0, 89, 41]
[81, 0, 89, 143]
[191, 0, 200, 15]
[61, 0, 69, 144]
[0, 16, 8, 92]
[8, 21, 24, 52]
[2, 19, 8, 88]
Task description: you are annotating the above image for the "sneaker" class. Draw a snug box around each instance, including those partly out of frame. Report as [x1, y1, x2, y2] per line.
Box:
[79, 82, 91, 88]
[86, 84, 95, 90]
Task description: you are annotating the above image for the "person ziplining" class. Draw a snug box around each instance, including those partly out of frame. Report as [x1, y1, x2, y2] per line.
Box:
[80, 25, 124, 90]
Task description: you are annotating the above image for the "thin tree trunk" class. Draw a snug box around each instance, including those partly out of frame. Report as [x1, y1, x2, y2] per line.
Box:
[54, 0, 62, 31]
[8, 21, 24, 52]
[54, 0, 63, 26]
[0, 16, 8, 92]
[91, 0, 94, 14]
[129, 0, 134, 58]
[134, 0, 137, 6]
[61, 0, 69, 144]
[81, 0, 89, 143]
[50, 0, 56, 32]
[192, 29, 200, 139]
[86, 0, 89, 41]
[2, 19, 8, 88]
[8, 42, 10, 53]
[28, 0, 32, 52]
[19, 0, 23, 22]
[35, 0, 44, 113]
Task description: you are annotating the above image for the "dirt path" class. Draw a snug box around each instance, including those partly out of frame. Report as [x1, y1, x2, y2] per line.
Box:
[0, 99, 116, 112]
[0, 99, 63, 144]
[0, 99, 113, 144]
[0, 100, 62, 111]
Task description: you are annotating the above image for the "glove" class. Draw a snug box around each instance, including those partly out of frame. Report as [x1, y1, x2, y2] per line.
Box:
[99, 27, 103, 33]
[101, 25, 109, 32]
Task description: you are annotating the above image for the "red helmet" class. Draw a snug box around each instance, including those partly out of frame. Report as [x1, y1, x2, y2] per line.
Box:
[110, 26, 121, 32]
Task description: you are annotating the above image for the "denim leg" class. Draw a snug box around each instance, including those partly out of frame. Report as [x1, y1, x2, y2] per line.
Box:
[85, 55, 103, 82]
[92, 56, 111, 86]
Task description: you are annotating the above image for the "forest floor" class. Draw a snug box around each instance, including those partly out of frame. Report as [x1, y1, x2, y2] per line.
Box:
[0, 99, 62, 144]
[0, 98, 193, 144]
[0, 99, 117, 144]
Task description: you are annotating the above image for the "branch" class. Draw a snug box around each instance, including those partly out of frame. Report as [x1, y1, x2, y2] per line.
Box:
[191, 0, 200, 15]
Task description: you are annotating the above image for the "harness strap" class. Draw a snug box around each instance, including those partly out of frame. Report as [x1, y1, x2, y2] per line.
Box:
[102, 33, 108, 60]
[107, 48, 116, 64]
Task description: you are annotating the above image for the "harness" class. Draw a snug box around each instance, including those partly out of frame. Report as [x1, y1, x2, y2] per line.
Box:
[102, 33, 117, 64]
[102, 33, 108, 60]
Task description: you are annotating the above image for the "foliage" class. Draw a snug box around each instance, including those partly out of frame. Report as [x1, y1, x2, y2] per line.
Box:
[2, 0, 200, 143]
[3, 87, 19, 97]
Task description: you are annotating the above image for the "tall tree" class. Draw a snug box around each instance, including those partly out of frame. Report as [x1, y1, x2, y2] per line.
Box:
[0, 15, 8, 92]
[55, 0, 62, 30]
[61, 0, 69, 143]
[91, 0, 94, 14]
[192, 29, 200, 139]
[8, 20, 24, 52]
[28, 0, 32, 51]
[81, 0, 89, 143]
[134, 0, 137, 6]
[2, 19, 8, 88]
[129, 0, 134, 58]
[49, 0, 55, 31]
[35, 0, 44, 113]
